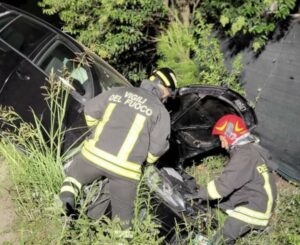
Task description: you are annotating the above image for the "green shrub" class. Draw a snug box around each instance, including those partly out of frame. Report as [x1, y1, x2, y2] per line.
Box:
[156, 15, 244, 94]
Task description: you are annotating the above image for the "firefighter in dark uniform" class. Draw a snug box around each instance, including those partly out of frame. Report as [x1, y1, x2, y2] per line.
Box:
[59, 68, 178, 229]
[197, 114, 277, 244]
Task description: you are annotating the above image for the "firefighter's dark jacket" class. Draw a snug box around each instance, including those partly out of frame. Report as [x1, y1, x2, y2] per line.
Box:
[198, 143, 277, 227]
[81, 81, 171, 181]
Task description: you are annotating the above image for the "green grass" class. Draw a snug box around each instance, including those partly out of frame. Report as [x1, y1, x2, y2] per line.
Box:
[0, 75, 299, 244]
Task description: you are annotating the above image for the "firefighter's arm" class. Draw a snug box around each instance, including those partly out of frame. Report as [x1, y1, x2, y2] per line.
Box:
[147, 109, 171, 164]
[197, 151, 253, 200]
[84, 91, 111, 127]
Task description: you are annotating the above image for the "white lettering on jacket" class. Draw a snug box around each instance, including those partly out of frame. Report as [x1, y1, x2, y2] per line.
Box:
[108, 92, 153, 116]
[109, 94, 122, 103]
[124, 92, 152, 116]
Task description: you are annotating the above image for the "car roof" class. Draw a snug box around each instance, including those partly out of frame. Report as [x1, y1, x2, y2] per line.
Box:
[0, 3, 82, 49]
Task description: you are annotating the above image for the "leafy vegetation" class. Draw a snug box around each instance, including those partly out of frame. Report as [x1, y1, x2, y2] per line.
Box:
[38, 0, 297, 82]
[39, 0, 168, 82]
[156, 16, 243, 93]
[201, 0, 297, 51]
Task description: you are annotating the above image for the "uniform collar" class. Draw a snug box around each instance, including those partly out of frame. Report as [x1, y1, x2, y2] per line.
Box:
[140, 80, 163, 100]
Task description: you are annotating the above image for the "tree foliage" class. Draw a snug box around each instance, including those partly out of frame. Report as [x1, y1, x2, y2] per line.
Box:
[39, 0, 168, 82]
[201, 0, 297, 51]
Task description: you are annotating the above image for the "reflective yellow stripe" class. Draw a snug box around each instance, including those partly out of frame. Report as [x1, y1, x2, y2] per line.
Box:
[227, 165, 273, 227]
[149, 75, 155, 81]
[234, 166, 274, 220]
[147, 152, 159, 164]
[83, 141, 141, 172]
[85, 115, 99, 127]
[64, 177, 82, 190]
[156, 71, 170, 87]
[262, 171, 273, 216]
[81, 147, 140, 180]
[207, 180, 222, 199]
[92, 103, 116, 146]
[60, 186, 78, 197]
[169, 72, 178, 87]
[118, 114, 146, 161]
[234, 206, 271, 220]
[235, 165, 274, 219]
[226, 210, 269, 226]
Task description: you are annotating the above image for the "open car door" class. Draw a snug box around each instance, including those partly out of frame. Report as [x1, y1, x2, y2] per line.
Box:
[161, 85, 257, 166]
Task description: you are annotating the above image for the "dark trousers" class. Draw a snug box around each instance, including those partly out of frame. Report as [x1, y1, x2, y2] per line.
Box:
[211, 217, 254, 245]
[64, 153, 139, 229]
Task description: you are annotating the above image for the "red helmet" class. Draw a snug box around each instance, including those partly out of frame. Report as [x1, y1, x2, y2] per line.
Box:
[212, 114, 249, 145]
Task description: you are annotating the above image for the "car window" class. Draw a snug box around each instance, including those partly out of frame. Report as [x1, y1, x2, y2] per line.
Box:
[0, 16, 49, 55]
[0, 12, 17, 30]
[89, 52, 130, 91]
[38, 42, 93, 98]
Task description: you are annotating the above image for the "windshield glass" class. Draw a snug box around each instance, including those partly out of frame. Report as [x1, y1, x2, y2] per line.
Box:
[88, 51, 131, 91]
[0, 12, 18, 31]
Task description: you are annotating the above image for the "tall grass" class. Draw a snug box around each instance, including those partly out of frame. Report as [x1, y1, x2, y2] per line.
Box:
[0, 72, 68, 210]
[0, 73, 163, 244]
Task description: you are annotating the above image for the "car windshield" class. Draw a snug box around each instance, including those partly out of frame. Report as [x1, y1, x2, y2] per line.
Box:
[0, 16, 49, 55]
[88, 51, 131, 91]
[0, 12, 17, 31]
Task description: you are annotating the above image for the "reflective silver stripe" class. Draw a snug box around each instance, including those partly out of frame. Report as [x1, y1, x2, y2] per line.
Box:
[226, 210, 269, 226]
[60, 186, 78, 197]
[83, 141, 141, 172]
[81, 147, 140, 180]
[85, 115, 98, 127]
[147, 152, 159, 164]
[118, 114, 146, 161]
[207, 180, 222, 199]
[91, 103, 116, 146]
[64, 177, 82, 190]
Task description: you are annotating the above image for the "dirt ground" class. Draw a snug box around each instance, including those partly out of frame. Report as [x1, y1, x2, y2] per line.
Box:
[0, 160, 18, 244]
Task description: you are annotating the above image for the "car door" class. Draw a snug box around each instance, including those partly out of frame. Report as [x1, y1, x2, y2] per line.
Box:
[34, 38, 95, 149]
[0, 15, 54, 126]
[0, 12, 20, 88]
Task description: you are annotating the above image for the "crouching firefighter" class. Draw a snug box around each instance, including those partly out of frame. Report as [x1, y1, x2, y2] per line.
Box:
[59, 68, 178, 230]
[195, 114, 277, 245]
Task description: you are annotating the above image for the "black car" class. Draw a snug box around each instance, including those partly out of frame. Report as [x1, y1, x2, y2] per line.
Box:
[0, 3, 132, 146]
[0, 3, 257, 162]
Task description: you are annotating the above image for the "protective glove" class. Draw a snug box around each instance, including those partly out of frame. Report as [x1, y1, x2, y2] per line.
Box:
[184, 190, 203, 201]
